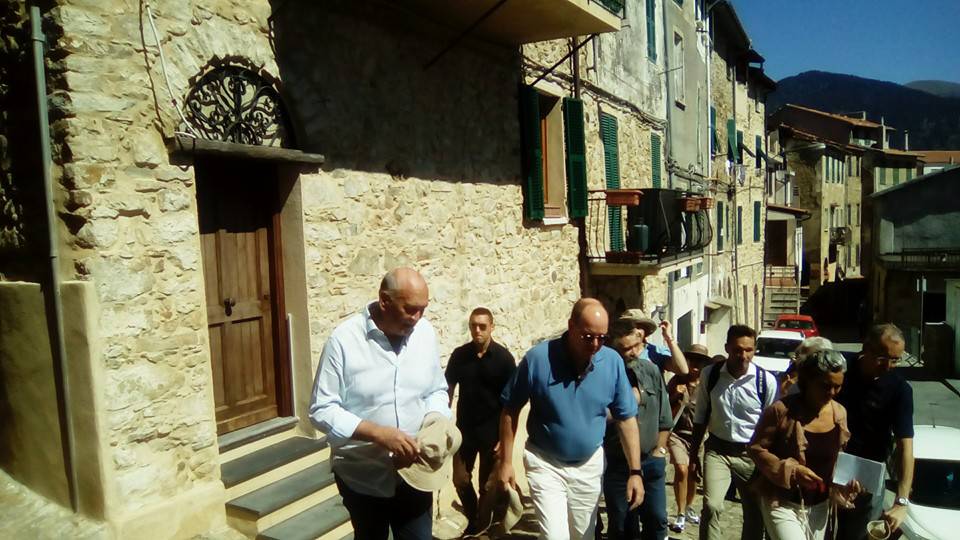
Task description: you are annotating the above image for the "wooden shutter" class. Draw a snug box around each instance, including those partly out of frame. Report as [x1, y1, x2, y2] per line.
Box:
[737, 130, 744, 164]
[651, 133, 662, 188]
[717, 200, 724, 251]
[755, 134, 762, 168]
[519, 85, 544, 220]
[727, 119, 736, 161]
[646, 0, 657, 61]
[710, 106, 717, 154]
[600, 113, 624, 251]
[753, 200, 761, 241]
[563, 98, 588, 218]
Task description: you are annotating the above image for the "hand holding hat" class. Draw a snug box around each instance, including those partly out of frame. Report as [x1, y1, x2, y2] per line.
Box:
[398, 413, 462, 492]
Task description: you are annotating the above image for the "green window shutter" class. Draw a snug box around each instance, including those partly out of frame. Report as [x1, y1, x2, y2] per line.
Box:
[753, 200, 761, 242]
[878, 167, 885, 185]
[710, 106, 717, 154]
[717, 201, 724, 251]
[726, 119, 736, 160]
[755, 134, 762, 169]
[600, 113, 624, 251]
[651, 133, 662, 188]
[518, 85, 544, 220]
[893, 167, 900, 185]
[646, 0, 657, 61]
[563, 98, 588, 218]
[737, 205, 743, 244]
[736, 130, 744, 164]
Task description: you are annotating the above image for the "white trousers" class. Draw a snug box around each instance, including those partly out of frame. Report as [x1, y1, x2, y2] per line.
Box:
[760, 497, 829, 540]
[523, 444, 605, 540]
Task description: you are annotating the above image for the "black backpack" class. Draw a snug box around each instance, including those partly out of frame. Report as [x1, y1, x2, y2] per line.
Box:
[701, 361, 769, 422]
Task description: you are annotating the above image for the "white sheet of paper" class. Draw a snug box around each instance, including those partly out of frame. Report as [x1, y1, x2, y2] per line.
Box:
[832, 452, 886, 495]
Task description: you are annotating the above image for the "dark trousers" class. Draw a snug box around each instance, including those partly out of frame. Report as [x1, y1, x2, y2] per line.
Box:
[602, 455, 668, 540]
[835, 490, 883, 540]
[335, 475, 433, 540]
[454, 434, 497, 527]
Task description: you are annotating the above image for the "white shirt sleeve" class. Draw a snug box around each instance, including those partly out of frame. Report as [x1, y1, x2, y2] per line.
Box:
[692, 364, 712, 425]
[308, 335, 363, 440]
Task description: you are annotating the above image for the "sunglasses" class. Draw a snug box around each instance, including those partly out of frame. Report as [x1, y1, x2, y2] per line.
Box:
[580, 333, 608, 344]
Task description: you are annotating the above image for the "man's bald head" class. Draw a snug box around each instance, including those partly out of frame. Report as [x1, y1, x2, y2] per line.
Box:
[567, 298, 609, 364]
[376, 267, 429, 339]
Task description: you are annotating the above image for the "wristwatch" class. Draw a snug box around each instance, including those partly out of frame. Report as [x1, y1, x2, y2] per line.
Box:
[629, 469, 644, 477]
[654, 446, 668, 457]
[894, 496, 910, 507]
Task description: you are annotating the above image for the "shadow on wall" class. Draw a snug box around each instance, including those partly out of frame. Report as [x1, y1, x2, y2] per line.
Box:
[266, 0, 524, 186]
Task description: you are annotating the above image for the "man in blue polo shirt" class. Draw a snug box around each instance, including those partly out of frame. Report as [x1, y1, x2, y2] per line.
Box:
[496, 298, 644, 540]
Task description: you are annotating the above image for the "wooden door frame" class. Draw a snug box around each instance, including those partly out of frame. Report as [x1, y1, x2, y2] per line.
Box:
[196, 156, 294, 424]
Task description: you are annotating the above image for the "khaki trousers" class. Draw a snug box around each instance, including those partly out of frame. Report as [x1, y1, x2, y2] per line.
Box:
[761, 498, 829, 540]
[698, 448, 765, 540]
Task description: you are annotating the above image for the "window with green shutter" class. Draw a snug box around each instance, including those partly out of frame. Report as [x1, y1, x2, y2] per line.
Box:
[710, 106, 717, 155]
[518, 85, 544, 220]
[600, 113, 624, 251]
[893, 167, 900, 185]
[737, 205, 743, 244]
[726, 119, 736, 161]
[651, 133, 662, 188]
[646, 0, 657, 61]
[717, 201, 724, 251]
[563, 98, 588, 218]
[753, 201, 761, 241]
[878, 167, 886, 185]
[737, 130, 744, 164]
[755, 134, 762, 169]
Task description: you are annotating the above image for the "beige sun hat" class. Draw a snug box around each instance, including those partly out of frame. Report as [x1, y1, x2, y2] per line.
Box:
[475, 474, 524, 536]
[398, 413, 462, 492]
[619, 308, 659, 336]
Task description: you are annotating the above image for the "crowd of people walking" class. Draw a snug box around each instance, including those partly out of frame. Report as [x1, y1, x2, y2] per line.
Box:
[309, 268, 915, 540]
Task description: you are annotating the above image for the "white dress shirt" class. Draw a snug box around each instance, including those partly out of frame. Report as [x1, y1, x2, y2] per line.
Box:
[692, 361, 778, 443]
[308, 302, 451, 497]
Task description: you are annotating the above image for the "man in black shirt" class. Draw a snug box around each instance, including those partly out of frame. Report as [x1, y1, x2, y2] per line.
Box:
[445, 307, 516, 534]
[836, 323, 914, 540]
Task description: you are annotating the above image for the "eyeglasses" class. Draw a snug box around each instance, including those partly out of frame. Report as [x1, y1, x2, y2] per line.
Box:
[580, 333, 608, 344]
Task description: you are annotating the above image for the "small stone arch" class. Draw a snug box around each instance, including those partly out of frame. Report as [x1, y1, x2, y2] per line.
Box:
[182, 58, 295, 148]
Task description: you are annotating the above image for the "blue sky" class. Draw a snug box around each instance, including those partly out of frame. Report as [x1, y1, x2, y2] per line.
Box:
[731, 0, 960, 84]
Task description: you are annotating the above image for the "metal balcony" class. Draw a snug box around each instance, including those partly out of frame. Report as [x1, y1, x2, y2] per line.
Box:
[587, 188, 713, 275]
[399, 0, 621, 46]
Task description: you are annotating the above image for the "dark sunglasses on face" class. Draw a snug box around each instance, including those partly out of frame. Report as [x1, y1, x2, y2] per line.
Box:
[580, 333, 608, 344]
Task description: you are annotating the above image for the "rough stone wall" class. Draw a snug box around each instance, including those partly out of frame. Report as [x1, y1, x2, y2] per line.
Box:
[792, 156, 824, 289]
[270, 2, 582, 363]
[845, 156, 863, 277]
[0, 1, 46, 280]
[41, 0, 280, 518]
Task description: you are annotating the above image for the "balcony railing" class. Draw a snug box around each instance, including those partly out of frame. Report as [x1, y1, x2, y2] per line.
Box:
[587, 188, 713, 267]
[879, 249, 960, 269]
[765, 265, 799, 287]
[830, 226, 851, 245]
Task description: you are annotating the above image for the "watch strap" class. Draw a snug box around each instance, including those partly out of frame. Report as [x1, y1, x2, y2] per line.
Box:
[629, 469, 643, 476]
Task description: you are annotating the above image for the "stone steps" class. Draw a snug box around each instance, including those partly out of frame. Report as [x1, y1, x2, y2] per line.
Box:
[221, 433, 352, 539]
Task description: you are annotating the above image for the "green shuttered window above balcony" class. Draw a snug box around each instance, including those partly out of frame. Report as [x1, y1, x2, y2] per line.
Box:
[563, 97, 588, 218]
[753, 200, 761, 242]
[600, 112, 624, 251]
[651, 133, 662, 188]
[727, 119, 737, 161]
[518, 85, 544, 220]
[646, 0, 657, 61]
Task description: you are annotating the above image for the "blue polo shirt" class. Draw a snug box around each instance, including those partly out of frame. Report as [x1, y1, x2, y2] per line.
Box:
[501, 334, 638, 464]
[639, 342, 671, 371]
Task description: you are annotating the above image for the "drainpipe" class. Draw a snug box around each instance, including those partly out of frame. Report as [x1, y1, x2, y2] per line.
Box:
[31, 5, 79, 513]
[660, 2, 674, 191]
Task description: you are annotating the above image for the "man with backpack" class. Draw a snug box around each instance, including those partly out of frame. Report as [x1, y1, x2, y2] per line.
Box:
[688, 325, 778, 540]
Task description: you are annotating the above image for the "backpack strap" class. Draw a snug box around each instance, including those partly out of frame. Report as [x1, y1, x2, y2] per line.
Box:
[702, 361, 724, 423]
[754, 364, 768, 407]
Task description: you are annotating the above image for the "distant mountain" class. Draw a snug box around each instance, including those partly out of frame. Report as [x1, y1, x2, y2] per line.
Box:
[905, 80, 960, 99]
[767, 71, 960, 150]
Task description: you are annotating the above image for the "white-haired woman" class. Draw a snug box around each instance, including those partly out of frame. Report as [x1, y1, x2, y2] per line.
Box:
[748, 350, 861, 540]
[780, 336, 834, 397]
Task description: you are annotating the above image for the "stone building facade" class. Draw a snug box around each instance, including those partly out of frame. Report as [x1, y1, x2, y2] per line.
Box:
[703, 0, 771, 345]
[0, 1, 623, 538]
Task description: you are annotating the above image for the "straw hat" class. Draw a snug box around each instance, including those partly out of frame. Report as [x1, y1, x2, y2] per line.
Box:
[398, 413, 462, 492]
[619, 308, 658, 336]
[683, 343, 713, 365]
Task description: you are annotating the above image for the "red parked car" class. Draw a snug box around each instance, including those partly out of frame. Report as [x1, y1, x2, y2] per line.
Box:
[774, 314, 820, 338]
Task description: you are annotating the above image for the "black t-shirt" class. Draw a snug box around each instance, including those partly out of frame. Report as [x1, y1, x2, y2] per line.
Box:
[836, 365, 914, 464]
[445, 340, 516, 441]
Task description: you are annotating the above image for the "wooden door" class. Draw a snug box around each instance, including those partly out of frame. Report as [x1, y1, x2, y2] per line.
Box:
[196, 159, 287, 435]
[767, 220, 788, 266]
